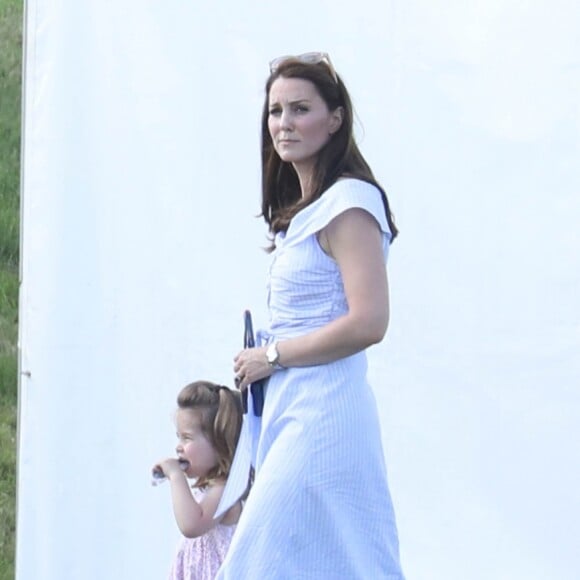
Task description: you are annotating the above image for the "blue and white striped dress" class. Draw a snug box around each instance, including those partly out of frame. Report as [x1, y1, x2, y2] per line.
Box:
[217, 178, 404, 579]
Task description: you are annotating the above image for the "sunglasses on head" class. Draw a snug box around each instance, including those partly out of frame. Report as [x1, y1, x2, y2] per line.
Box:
[269, 51, 338, 84]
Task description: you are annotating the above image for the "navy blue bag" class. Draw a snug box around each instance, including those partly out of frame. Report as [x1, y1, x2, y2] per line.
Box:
[242, 310, 265, 417]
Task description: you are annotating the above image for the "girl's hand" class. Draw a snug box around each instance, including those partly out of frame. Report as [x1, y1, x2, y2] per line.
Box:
[233, 346, 273, 391]
[152, 457, 190, 480]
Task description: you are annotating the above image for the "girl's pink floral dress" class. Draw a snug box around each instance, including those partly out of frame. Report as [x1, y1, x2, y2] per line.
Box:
[169, 523, 236, 580]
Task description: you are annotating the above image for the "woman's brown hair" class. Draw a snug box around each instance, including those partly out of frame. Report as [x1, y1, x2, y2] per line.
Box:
[177, 380, 243, 489]
[260, 58, 398, 247]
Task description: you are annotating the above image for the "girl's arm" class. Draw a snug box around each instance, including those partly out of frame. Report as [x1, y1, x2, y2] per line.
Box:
[235, 208, 389, 388]
[156, 458, 226, 538]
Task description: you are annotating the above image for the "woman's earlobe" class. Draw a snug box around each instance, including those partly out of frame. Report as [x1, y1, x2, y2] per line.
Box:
[330, 107, 345, 134]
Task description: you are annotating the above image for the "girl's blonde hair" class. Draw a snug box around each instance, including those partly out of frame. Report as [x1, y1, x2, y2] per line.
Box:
[177, 380, 243, 489]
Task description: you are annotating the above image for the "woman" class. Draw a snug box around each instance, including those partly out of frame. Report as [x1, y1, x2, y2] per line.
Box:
[219, 52, 404, 579]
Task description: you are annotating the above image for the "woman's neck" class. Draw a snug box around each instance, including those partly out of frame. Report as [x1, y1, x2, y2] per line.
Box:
[294, 163, 314, 199]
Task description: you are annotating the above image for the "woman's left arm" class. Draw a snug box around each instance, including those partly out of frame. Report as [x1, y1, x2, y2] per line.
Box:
[235, 208, 389, 387]
[321, 206, 390, 345]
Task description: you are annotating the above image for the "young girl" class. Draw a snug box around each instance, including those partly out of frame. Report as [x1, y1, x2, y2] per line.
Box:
[153, 380, 244, 580]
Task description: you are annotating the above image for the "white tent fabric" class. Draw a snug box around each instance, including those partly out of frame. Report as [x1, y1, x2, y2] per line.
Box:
[17, 1, 580, 579]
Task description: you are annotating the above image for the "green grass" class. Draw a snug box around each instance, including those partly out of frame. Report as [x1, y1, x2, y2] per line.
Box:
[0, 0, 23, 577]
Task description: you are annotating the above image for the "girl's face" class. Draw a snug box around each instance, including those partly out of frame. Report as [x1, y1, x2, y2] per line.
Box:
[175, 408, 218, 480]
[268, 77, 343, 177]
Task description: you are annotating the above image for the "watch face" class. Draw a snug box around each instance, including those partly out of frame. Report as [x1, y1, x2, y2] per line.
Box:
[267, 343, 278, 364]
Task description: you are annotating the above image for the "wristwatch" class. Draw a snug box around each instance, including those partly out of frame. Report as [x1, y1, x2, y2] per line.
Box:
[266, 341, 284, 370]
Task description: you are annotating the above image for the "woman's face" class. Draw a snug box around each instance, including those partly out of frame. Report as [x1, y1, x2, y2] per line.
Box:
[267, 77, 342, 175]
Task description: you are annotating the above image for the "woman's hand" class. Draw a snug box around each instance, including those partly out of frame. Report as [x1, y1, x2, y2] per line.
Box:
[233, 346, 274, 391]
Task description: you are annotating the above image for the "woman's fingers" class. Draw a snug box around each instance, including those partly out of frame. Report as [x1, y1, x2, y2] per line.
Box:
[234, 347, 271, 390]
[234, 349, 249, 389]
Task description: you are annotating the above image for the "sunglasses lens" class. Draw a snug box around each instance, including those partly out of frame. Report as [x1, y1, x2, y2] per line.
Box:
[299, 52, 325, 64]
[269, 56, 288, 72]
